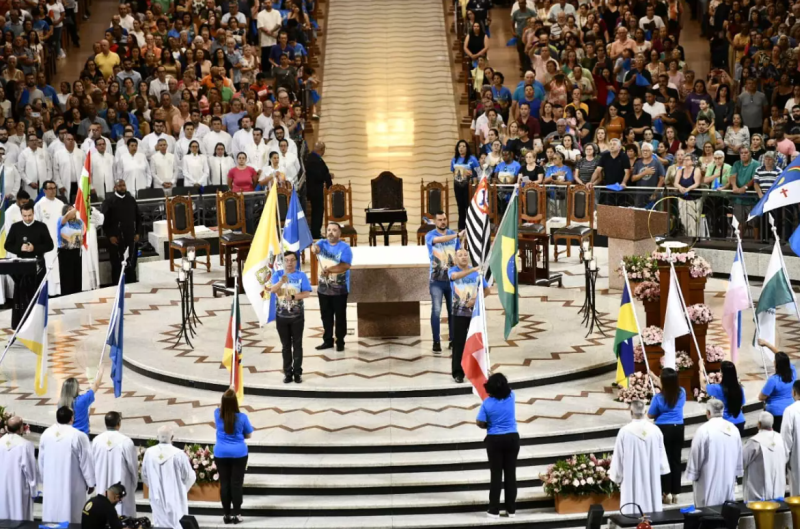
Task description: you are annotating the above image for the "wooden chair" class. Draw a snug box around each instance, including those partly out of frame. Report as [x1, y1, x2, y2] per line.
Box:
[166, 195, 212, 272]
[553, 185, 594, 262]
[323, 181, 358, 246]
[368, 171, 407, 246]
[518, 182, 547, 238]
[275, 183, 293, 228]
[216, 191, 253, 265]
[416, 179, 449, 245]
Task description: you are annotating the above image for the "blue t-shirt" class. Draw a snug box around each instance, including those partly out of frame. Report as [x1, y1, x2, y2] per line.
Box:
[451, 155, 480, 184]
[494, 160, 521, 184]
[513, 81, 546, 102]
[222, 111, 247, 135]
[213, 408, 254, 459]
[270, 269, 312, 320]
[491, 86, 512, 107]
[426, 229, 460, 283]
[72, 390, 95, 434]
[647, 388, 686, 425]
[545, 164, 574, 182]
[316, 239, 353, 296]
[762, 365, 797, 417]
[449, 266, 489, 317]
[477, 391, 518, 435]
[706, 384, 746, 424]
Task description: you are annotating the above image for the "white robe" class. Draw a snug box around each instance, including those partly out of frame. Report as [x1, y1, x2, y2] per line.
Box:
[91, 151, 116, 199]
[203, 130, 232, 156]
[245, 141, 269, 174]
[39, 423, 95, 523]
[0, 433, 38, 521]
[91, 430, 138, 517]
[743, 429, 786, 502]
[142, 444, 196, 529]
[255, 114, 273, 139]
[208, 156, 236, 186]
[18, 147, 51, 197]
[230, 128, 254, 159]
[150, 152, 179, 190]
[181, 154, 209, 186]
[280, 151, 301, 187]
[142, 132, 176, 160]
[1, 162, 21, 198]
[115, 138, 141, 164]
[53, 147, 86, 190]
[781, 400, 800, 495]
[116, 152, 152, 198]
[609, 419, 669, 514]
[686, 417, 743, 507]
[1, 140, 21, 166]
[46, 138, 65, 161]
[81, 207, 104, 291]
[34, 196, 66, 296]
[175, 137, 206, 181]
[179, 123, 210, 142]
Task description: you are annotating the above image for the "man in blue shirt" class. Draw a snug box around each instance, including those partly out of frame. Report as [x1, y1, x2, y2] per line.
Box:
[270, 252, 312, 383]
[449, 249, 491, 383]
[268, 31, 295, 69]
[312, 222, 353, 352]
[425, 211, 462, 354]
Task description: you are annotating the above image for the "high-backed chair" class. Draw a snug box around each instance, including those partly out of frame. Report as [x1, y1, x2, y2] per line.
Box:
[216, 191, 253, 265]
[368, 171, 407, 246]
[275, 183, 292, 228]
[323, 181, 358, 246]
[416, 180, 449, 245]
[166, 194, 212, 272]
[553, 185, 594, 261]
[518, 182, 547, 237]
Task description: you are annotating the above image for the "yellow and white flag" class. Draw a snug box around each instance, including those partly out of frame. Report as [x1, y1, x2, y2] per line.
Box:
[242, 185, 282, 326]
[17, 285, 49, 395]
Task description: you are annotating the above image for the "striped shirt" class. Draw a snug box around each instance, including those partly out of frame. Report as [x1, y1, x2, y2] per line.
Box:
[754, 167, 782, 192]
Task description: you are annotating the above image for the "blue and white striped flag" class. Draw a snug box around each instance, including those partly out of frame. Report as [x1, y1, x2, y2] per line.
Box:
[282, 189, 313, 253]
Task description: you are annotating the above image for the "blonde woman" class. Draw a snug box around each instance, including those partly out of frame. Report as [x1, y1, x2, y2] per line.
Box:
[593, 127, 610, 153]
[672, 153, 703, 236]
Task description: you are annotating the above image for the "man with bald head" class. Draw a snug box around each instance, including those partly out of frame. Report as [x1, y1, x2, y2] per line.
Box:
[95, 39, 120, 79]
[305, 142, 333, 239]
[0, 415, 37, 520]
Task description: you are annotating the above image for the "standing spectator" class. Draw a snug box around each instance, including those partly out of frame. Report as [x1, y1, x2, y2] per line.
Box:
[57, 370, 104, 435]
[449, 249, 490, 383]
[269, 252, 312, 383]
[648, 368, 686, 505]
[57, 205, 85, 295]
[757, 340, 797, 432]
[706, 361, 746, 434]
[312, 222, 353, 352]
[477, 373, 519, 519]
[304, 142, 333, 239]
[738, 77, 769, 135]
[511, 0, 536, 70]
[214, 389, 254, 524]
[426, 212, 461, 354]
[451, 140, 480, 230]
[95, 40, 120, 80]
[101, 179, 142, 283]
[729, 147, 759, 225]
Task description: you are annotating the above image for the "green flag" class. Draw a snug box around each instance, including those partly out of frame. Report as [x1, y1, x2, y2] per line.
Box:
[488, 189, 519, 339]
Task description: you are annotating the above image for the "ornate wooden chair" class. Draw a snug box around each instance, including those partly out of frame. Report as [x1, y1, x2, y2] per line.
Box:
[216, 191, 253, 265]
[518, 182, 547, 237]
[416, 180, 449, 245]
[166, 194, 212, 272]
[275, 183, 293, 228]
[323, 181, 358, 246]
[553, 185, 594, 261]
[368, 171, 407, 246]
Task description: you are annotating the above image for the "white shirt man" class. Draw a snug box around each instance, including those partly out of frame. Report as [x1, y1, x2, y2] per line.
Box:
[279, 141, 301, 187]
[266, 131, 296, 157]
[46, 129, 67, 160]
[0, 140, 20, 166]
[39, 408, 96, 523]
[53, 134, 86, 192]
[0, 149, 21, 200]
[91, 138, 116, 199]
[150, 139, 179, 192]
[230, 118, 255, 158]
[257, 4, 282, 49]
[0, 416, 38, 520]
[18, 138, 50, 196]
[142, 122, 176, 160]
[686, 399, 743, 507]
[643, 99, 667, 120]
[743, 412, 786, 502]
[609, 400, 669, 513]
[781, 382, 800, 495]
[116, 141, 152, 198]
[178, 114, 210, 142]
[256, 107, 274, 139]
[204, 119, 232, 156]
[243, 129, 269, 174]
[141, 426, 196, 529]
[91, 412, 137, 517]
[34, 182, 65, 296]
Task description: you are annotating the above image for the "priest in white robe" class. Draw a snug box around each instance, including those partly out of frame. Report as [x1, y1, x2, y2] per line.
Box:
[1, 139, 21, 166]
[230, 117, 255, 158]
[33, 181, 65, 297]
[142, 425, 196, 529]
[203, 118, 232, 155]
[686, 399, 743, 507]
[149, 139, 178, 192]
[52, 134, 85, 198]
[781, 381, 800, 495]
[39, 407, 96, 523]
[609, 400, 669, 514]
[92, 412, 138, 517]
[743, 412, 786, 502]
[115, 139, 152, 198]
[91, 138, 116, 200]
[81, 206, 105, 291]
[141, 121, 176, 160]
[0, 416, 38, 520]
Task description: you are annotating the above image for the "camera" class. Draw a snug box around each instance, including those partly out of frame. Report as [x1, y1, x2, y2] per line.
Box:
[120, 516, 152, 529]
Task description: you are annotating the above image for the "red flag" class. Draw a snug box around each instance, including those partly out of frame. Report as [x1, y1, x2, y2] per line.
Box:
[74, 151, 91, 248]
[461, 282, 489, 400]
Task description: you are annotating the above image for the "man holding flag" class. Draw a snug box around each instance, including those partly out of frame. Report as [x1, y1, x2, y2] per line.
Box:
[488, 187, 519, 339]
[312, 222, 352, 352]
[450, 248, 491, 384]
[269, 252, 312, 383]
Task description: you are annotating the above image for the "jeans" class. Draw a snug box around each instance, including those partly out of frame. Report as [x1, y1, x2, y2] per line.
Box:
[429, 280, 453, 342]
[454, 182, 469, 231]
[53, 26, 62, 57]
[486, 432, 520, 514]
[657, 423, 684, 495]
[451, 315, 470, 378]
[319, 293, 348, 346]
[276, 316, 304, 375]
[216, 455, 248, 516]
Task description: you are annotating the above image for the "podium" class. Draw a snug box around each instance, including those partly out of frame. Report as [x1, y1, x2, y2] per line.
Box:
[596, 206, 668, 290]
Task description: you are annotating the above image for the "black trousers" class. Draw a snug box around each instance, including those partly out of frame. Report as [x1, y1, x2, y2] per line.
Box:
[59, 247, 82, 296]
[11, 266, 44, 328]
[65, 8, 80, 46]
[276, 316, 304, 375]
[451, 315, 471, 378]
[260, 45, 273, 75]
[319, 293, 347, 347]
[657, 423, 684, 495]
[454, 183, 469, 231]
[486, 432, 520, 514]
[216, 455, 248, 516]
[110, 238, 138, 284]
[734, 421, 745, 435]
[308, 187, 324, 239]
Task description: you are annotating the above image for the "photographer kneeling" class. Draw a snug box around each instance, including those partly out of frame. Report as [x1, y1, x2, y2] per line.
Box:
[82, 483, 126, 529]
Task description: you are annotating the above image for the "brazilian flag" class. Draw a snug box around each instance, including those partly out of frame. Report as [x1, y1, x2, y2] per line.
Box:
[614, 284, 638, 388]
[489, 189, 519, 339]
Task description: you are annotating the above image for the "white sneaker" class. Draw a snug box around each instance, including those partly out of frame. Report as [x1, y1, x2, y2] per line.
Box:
[58, 50, 66, 59]
[672, 494, 679, 504]
[507, 513, 516, 518]
[486, 511, 499, 519]
[665, 493, 673, 505]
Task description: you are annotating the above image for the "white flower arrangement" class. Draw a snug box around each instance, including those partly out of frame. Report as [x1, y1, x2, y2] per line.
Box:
[539, 453, 618, 497]
[706, 344, 725, 363]
[642, 326, 663, 345]
[615, 372, 658, 403]
[660, 351, 694, 371]
[687, 303, 713, 325]
[694, 372, 722, 402]
[184, 444, 218, 484]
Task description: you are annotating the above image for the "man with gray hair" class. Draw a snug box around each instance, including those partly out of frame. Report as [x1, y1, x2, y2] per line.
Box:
[743, 411, 786, 501]
[0, 415, 37, 520]
[780, 380, 800, 495]
[632, 142, 665, 207]
[686, 398, 743, 507]
[609, 400, 669, 513]
[141, 425, 196, 529]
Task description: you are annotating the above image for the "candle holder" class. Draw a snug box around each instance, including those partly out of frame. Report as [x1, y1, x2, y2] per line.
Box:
[188, 247, 196, 263]
[184, 256, 202, 327]
[171, 275, 194, 349]
[581, 257, 607, 338]
[577, 245, 591, 317]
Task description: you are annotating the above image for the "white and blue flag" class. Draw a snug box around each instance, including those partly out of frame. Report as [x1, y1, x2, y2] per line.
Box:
[748, 158, 800, 220]
[282, 188, 313, 253]
[107, 274, 125, 398]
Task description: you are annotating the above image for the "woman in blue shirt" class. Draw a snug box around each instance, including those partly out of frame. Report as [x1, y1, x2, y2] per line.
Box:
[57, 364, 104, 435]
[706, 361, 746, 434]
[647, 368, 685, 504]
[451, 140, 480, 231]
[477, 373, 519, 519]
[758, 340, 796, 432]
[214, 388, 254, 524]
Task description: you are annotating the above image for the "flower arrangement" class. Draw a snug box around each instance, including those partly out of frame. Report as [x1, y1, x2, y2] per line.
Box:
[185, 444, 218, 484]
[0, 406, 31, 436]
[660, 351, 694, 371]
[137, 439, 158, 479]
[615, 372, 658, 403]
[690, 255, 712, 278]
[651, 249, 712, 279]
[618, 255, 659, 282]
[539, 453, 618, 497]
[634, 344, 644, 363]
[642, 326, 663, 345]
[687, 303, 713, 325]
[694, 372, 723, 402]
[634, 281, 660, 303]
[706, 344, 725, 363]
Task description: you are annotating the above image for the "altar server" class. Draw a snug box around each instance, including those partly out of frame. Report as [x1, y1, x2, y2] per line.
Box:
[0, 146, 21, 200]
[33, 180, 65, 297]
[686, 399, 743, 507]
[208, 143, 235, 186]
[39, 407, 96, 523]
[116, 138, 152, 198]
[150, 139, 178, 192]
[18, 134, 50, 196]
[743, 412, 786, 502]
[781, 381, 800, 495]
[141, 120, 175, 160]
[91, 138, 116, 200]
[52, 133, 85, 199]
[92, 412, 137, 517]
[0, 416, 38, 520]
[230, 115, 255, 159]
[609, 400, 669, 513]
[181, 140, 209, 187]
[244, 128, 269, 174]
[141, 425, 196, 529]
[204, 117, 232, 156]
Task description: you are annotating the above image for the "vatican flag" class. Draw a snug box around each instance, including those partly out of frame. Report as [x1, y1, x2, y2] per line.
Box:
[488, 188, 519, 339]
[242, 185, 282, 326]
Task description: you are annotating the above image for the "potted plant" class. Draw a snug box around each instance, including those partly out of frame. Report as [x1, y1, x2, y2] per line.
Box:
[142, 443, 220, 501]
[633, 344, 646, 373]
[688, 254, 712, 304]
[540, 453, 620, 514]
[705, 344, 725, 372]
[634, 281, 661, 327]
[642, 326, 664, 376]
[615, 371, 658, 403]
[687, 303, 713, 335]
[693, 372, 722, 402]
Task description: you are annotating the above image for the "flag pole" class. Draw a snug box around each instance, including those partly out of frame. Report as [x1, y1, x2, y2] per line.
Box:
[481, 184, 519, 275]
[96, 253, 128, 370]
[231, 274, 238, 389]
[621, 263, 655, 395]
[666, 249, 708, 383]
[769, 214, 800, 325]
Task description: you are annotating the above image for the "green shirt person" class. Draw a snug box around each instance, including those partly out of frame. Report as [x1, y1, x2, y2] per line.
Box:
[729, 148, 759, 204]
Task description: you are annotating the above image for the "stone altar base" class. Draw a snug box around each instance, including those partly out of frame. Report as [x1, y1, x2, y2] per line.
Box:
[356, 301, 420, 337]
[608, 238, 658, 290]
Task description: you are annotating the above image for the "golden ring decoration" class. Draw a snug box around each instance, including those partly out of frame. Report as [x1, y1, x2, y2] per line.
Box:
[647, 194, 699, 252]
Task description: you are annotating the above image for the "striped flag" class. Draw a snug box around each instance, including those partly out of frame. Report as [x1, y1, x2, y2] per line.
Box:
[461, 281, 489, 400]
[466, 175, 490, 268]
[74, 152, 91, 249]
[17, 285, 49, 396]
[222, 281, 244, 403]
